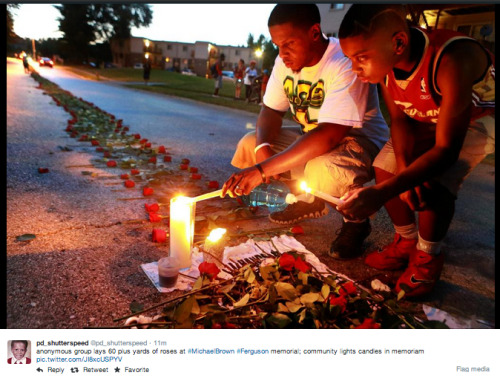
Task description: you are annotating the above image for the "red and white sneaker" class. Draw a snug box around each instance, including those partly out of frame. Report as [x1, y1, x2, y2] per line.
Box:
[364, 234, 417, 270]
[395, 249, 445, 298]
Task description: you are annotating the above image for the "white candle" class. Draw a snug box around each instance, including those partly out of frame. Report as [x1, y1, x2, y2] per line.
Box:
[169, 196, 195, 269]
[300, 181, 344, 206]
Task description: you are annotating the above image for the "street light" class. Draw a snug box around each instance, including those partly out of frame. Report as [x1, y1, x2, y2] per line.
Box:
[255, 49, 263, 70]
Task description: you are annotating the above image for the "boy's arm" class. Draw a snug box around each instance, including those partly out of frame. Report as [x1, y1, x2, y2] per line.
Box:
[338, 41, 488, 218]
[255, 105, 286, 163]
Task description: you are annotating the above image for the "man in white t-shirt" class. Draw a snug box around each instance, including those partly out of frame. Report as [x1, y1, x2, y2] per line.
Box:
[222, 4, 389, 259]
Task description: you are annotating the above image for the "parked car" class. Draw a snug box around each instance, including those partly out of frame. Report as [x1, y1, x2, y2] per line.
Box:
[181, 68, 196, 76]
[39, 57, 54, 68]
[133, 63, 143, 69]
[222, 70, 234, 78]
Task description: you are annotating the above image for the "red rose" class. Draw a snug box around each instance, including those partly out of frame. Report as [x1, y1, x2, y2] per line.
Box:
[223, 322, 236, 329]
[145, 203, 160, 213]
[120, 173, 129, 180]
[355, 318, 381, 329]
[149, 213, 162, 223]
[134, 134, 141, 139]
[123, 127, 129, 131]
[191, 173, 202, 180]
[152, 228, 167, 243]
[114, 129, 120, 133]
[130, 169, 140, 175]
[208, 181, 219, 189]
[143, 187, 154, 196]
[181, 158, 190, 164]
[339, 281, 357, 296]
[163, 155, 172, 162]
[65, 125, 73, 132]
[140, 138, 148, 144]
[278, 253, 296, 271]
[328, 295, 347, 313]
[148, 156, 157, 164]
[91, 140, 99, 146]
[124, 180, 135, 188]
[294, 257, 311, 273]
[78, 135, 88, 142]
[145, 142, 152, 148]
[96, 147, 104, 152]
[158, 145, 166, 154]
[103, 151, 111, 158]
[179, 164, 188, 170]
[38, 167, 49, 174]
[121, 131, 126, 135]
[106, 160, 117, 167]
[189, 167, 198, 173]
[198, 262, 220, 279]
[290, 225, 304, 235]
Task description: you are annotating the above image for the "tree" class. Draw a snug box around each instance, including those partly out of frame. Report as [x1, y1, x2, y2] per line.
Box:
[55, 4, 95, 63]
[54, 4, 152, 63]
[7, 4, 20, 45]
[262, 39, 278, 71]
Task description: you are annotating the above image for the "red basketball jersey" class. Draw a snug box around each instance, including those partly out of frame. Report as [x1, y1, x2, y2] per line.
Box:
[385, 27, 495, 124]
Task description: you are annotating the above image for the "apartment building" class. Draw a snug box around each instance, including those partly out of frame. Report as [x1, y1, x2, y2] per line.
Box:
[110, 36, 253, 77]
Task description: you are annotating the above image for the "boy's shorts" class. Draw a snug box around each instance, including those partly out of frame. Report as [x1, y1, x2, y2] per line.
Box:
[373, 114, 495, 197]
[215, 76, 223, 89]
[231, 126, 380, 197]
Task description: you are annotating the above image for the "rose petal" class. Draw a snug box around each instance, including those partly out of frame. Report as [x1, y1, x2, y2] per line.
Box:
[143, 187, 154, 196]
[107, 160, 117, 167]
[152, 228, 167, 243]
[124, 180, 135, 188]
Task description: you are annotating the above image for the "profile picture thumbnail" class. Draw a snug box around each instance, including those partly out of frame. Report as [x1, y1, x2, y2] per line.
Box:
[7, 340, 31, 364]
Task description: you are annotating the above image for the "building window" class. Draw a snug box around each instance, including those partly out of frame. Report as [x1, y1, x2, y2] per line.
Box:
[235, 49, 240, 56]
[182, 46, 187, 52]
[167, 45, 172, 50]
[330, 4, 344, 11]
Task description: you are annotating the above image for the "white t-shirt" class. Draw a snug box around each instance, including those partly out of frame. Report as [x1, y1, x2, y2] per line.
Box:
[263, 37, 389, 149]
[244, 67, 258, 85]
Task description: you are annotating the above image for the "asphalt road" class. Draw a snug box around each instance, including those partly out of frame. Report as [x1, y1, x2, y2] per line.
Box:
[6, 58, 495, 328]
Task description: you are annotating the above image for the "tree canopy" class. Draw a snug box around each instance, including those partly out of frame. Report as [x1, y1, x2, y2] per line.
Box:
[54, 3, 152, 62]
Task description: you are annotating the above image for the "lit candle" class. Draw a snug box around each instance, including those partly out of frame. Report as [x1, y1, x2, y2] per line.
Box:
[203, 228, 227, 267]
[169, 196, 196, 269]
[300, 181, 344, 206]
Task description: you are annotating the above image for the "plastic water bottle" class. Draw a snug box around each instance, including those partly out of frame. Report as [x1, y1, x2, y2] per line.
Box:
[240, 181, 297, 213]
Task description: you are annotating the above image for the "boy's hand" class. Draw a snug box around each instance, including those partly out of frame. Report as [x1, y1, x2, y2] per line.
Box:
[399, 182, 433, 211]
[336, 186, 386, 220]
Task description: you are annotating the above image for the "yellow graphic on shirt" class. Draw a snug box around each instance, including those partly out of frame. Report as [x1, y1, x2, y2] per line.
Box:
[283, 76, 325, 132]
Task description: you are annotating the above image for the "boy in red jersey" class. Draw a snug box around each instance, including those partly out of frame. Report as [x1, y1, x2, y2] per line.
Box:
[338, 5, 495, 298]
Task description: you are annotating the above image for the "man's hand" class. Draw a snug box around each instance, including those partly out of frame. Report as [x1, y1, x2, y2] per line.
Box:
[336, 186, 387, 221]
[222, 166, 263, 198]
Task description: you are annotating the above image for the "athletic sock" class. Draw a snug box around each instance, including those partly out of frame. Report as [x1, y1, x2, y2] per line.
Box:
[394, 223, 418, 240]
[416, 234, 442, 255]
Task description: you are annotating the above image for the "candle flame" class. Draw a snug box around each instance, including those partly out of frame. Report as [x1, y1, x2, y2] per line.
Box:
[300, 181, 311, 194]
[207, 228, 227, 243]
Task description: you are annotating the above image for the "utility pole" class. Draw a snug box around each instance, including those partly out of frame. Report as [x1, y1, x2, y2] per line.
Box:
[31, 39, 36, 60]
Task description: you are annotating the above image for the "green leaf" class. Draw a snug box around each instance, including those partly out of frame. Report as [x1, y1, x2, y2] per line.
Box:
[300, 292, 319, 305]
[174, 296, 195, 323]
[285, 300, 303, 313]
[16, 234, 36, 242]
[277, 303, 289, 313]
[233, 293, 250, 308]
[129, 301, 144, 314]
[298, 309, 307, 324]
[260, 265, 279, 282]
[244, 267, 256, 284]
[298, 272, 309, 285]
[321, 284, 330, 299]
[191, 277, 203, 291]
[275, 282, 297, 301]
[191, 299, 201, 315]
[397, 289, 406, 301]
[266, 313, 292, 328]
